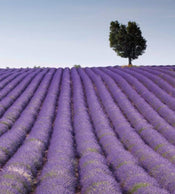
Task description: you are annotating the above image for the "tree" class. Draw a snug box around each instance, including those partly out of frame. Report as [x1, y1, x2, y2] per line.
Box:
[109, 21, 146, 66]
[73, 64, 81, 68]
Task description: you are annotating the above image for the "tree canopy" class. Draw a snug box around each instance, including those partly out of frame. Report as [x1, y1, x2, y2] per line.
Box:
[109, 21, 147, 66]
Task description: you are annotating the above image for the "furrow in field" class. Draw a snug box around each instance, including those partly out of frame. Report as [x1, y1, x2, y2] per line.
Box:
[0, 69, 33, 100]
[93, 67, 175, 167]
[0, 69, 27, 91]
[127, 67, 175, 111]
[150, 66, 175, 77]
[105, 67, 175, 146]
[85, 67, 175, 193]
[0, 69, 45, 136]
[139, 67, 175, 84]
[79, 68, 168, 194]
[141, 66, 175, 86]
[70, 69, 81, 194]
[128, 67, 175, 98]
[0, 70, 16, 83]
[71, 68, 121, 194]
[0, 69, 55, 168]
[35, 68, 76, 194]
[0, 69, 57, 194]
[114, 67, 175, 127]
[0, 69, 41, 119]
[31, 68, 62, 193]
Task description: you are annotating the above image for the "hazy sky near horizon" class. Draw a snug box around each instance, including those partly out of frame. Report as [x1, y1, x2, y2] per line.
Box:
[0, 0, 174, 68]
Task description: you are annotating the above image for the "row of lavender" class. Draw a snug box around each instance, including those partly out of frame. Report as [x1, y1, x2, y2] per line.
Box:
[0, 66, 175, 193]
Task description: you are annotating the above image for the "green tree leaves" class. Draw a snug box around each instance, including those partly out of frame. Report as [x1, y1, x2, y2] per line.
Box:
[109, 21, 147, 66]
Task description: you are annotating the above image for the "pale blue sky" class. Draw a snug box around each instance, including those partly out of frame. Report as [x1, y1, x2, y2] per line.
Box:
[0, 0, 174, 68]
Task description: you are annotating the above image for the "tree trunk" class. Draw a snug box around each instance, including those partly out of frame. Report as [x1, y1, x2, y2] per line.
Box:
[128, 57, 132, 67]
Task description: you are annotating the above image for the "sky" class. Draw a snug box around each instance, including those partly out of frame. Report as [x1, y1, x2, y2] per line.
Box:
[0, 0, 174, 68]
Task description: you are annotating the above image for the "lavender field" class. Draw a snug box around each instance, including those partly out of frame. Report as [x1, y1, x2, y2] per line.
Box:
[0, 66, 175, 194]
